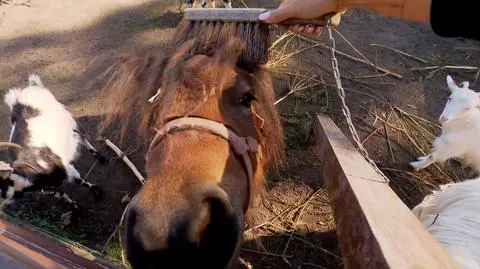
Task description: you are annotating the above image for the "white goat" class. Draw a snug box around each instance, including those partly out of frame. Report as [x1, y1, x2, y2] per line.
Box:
[412, 179, 480, 268]
[410, 75, 480, 173]
[1, 74, 106, 224]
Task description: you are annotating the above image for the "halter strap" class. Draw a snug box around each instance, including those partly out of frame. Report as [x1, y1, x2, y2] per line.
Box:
[147, 117, 258, 213]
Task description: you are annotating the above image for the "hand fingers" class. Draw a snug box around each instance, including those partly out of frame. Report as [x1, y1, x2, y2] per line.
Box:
[278, 0, 293, 8]
[259, 0, 342, 25]
[304, 24, 315, 35]
[258, 9, 290, 24]
[290, 25, 305, 33]
[287, 25, 323, 37]
[287, 25, 304, 34]
[258, 3, 295, 24]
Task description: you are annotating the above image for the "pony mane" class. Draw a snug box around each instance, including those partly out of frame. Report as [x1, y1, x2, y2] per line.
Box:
[100, 20, 284, 168]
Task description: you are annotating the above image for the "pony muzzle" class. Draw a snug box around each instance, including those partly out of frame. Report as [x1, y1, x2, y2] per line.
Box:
[124, 184, 242, 269]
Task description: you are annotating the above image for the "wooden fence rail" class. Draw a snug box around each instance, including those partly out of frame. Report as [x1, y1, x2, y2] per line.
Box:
[311, 114, 457, 269]
[0, 216, 117, 269]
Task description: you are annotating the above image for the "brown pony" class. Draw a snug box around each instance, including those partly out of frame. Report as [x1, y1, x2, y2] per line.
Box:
[101, 22, 284, 269]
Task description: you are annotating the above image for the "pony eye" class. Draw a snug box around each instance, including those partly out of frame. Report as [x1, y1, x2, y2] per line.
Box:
[448, 97, 452, 102]
[240, 92, 256, 106]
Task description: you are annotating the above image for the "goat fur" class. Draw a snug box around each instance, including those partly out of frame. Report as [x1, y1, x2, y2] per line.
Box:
[5, 74, 82, 166]
[1, 74, 104, 221]
[412, 179, 480, 269]
[410, 75, 480, 174]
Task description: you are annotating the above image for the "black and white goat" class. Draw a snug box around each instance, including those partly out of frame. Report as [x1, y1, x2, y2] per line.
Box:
[1, 74, 106, 223]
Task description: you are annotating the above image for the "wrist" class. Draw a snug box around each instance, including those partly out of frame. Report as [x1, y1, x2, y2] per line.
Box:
[337, 0, 431, 23]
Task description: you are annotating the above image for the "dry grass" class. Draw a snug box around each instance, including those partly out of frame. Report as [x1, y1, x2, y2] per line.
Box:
[244, 187, 341, 268]
[370, 106, 469, 200]
[246, 27, 479, 268]
[267, 28, 473, 195]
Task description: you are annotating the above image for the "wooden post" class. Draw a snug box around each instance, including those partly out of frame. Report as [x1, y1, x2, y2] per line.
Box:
[0, 217, 117, 268]
[311, 114, 458, 269]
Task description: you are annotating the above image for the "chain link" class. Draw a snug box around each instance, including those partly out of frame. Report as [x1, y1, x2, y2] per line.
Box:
[326, 22, 390, 184]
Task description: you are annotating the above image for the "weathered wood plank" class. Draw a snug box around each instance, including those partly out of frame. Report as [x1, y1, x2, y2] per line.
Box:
[312, 114, 457, 269]
[0, 217, 114, 269]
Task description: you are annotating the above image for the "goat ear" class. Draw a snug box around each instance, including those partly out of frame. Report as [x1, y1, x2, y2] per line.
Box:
[461, 81, 470, 89]
[446, 75, 458, 92]
[28, 74, 43, 87]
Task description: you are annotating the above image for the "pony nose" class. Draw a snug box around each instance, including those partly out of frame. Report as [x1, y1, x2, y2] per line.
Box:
[439, 115, 449, 123]
[124, 185, 239, 268]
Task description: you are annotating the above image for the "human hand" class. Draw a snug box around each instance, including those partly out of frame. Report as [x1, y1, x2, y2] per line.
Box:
[258, 0, 342, 37]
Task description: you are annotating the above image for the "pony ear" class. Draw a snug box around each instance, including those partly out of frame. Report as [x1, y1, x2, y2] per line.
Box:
[446, 75, 459, 92]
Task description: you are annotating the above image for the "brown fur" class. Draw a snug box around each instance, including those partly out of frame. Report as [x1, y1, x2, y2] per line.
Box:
[173, 19, 270, 66]
[101, 20, 283, 269]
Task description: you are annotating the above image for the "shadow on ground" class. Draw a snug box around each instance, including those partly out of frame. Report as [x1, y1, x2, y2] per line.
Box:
[240, 230, 342, 269]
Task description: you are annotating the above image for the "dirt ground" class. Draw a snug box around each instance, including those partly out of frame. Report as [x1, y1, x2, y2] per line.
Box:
[1, 0, 479, 268]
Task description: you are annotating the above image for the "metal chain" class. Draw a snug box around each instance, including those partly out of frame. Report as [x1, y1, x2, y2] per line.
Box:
[326, 22, 390, 184]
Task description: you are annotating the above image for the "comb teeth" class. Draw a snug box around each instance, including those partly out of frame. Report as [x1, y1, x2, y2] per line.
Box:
[236, 21, 270, 65]
[174, 20, 270, 66]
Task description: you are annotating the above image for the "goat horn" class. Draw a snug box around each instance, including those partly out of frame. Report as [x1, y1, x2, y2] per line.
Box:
[0, 142, 22, 151]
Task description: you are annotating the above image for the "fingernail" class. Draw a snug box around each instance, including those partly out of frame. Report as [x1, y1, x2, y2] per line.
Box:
[258, 12, 270, 21]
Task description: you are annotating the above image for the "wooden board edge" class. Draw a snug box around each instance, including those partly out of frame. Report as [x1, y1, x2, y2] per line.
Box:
[311, 113, 458, 269]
